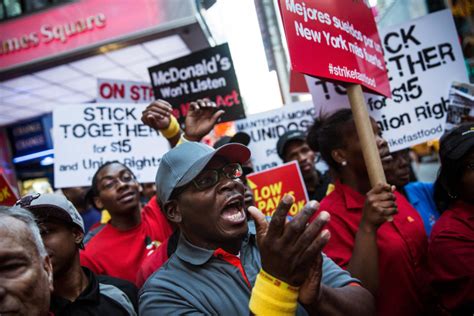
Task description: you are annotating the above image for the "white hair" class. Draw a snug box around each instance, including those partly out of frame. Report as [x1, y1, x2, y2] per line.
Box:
[0, 206, 48, 258]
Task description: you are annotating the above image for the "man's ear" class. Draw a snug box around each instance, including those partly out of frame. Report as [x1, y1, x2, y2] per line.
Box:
[43, 254, 54, 292]
[163, 200, 182, 224]
[93, 196, 104, 210]
[71, 226, 84, 246]
[331, 148, 347, 165]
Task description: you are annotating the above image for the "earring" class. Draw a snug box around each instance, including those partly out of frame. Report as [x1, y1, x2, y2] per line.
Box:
[341, 161, 347, 166]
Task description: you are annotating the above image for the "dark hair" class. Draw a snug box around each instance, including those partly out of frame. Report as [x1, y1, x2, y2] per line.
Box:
[87, 161, 134, 204]
[306, 109, 354, 171]
[434, 152, 466, 213]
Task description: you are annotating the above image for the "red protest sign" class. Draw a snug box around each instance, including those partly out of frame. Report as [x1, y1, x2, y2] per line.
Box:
[289, 70, 310, 93]
[246, 161, 309, 217]
[0, 173, 19, 206]
[279, 0, 390, 97]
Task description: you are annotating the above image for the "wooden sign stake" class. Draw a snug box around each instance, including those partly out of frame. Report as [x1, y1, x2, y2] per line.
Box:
[346, 84, 393, 221]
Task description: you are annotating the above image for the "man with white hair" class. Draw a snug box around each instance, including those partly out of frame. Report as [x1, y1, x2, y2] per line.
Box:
[0, 205, 53, 316]
[18, 193, 138, 315]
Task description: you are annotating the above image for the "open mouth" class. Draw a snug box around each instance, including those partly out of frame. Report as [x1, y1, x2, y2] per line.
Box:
[221, 197, 246, 224]
[118, 191, 137, 203]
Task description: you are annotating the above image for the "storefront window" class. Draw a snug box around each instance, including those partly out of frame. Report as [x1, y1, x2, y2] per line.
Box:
[1, 0, 71, 21]
[3, 0, 22, 18]
[24, 0, 48, 11]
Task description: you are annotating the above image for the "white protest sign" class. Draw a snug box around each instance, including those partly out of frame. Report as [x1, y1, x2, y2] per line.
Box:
[234, 102, 314, 171]
[97, 78, 154, 103]
[306, 10, 468, 151]
[53, 103, 170, 188]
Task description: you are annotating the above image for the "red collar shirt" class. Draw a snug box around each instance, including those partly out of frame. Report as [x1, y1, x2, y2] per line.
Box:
[427, 201, 474, 311]
[311, 181, 429, 316]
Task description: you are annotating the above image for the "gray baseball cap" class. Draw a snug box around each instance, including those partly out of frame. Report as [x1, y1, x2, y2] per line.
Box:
[16, 193, 85, 233]
[213, 132, 251, 149]
[156, 142, 251, 205]
[276, 130, 307, 159]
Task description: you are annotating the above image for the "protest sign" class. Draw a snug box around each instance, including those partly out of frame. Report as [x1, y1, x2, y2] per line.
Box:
[97, 78, 154, 103]
[289, 69, 310, 93]
[148, 43, 246, 124]
[306, 10, 468, 151]
[246, 161, 308, 217]
[445, 82, 474, 131]
[53, 103, 170, 188]
[278, 0, 390, 97]
[234, 101, 314, 171]
[279, 0, 391, 197]
[0, 173, 18, 206]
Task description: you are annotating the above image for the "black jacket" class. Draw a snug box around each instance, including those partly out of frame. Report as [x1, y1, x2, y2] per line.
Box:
[50, 267, 138, 316]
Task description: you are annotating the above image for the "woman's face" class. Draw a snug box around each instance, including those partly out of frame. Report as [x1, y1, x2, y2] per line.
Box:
[459, 148, 474, 204]
[340, 119, 392, 178]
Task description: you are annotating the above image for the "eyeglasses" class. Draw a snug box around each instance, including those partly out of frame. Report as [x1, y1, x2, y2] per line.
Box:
[192, 163, 243, 190]
[99, 171, 136, 191]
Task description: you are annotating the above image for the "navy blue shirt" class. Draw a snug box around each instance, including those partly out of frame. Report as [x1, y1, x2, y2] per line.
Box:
[81, 207, 101, 233]
[139, 224, 359, 315]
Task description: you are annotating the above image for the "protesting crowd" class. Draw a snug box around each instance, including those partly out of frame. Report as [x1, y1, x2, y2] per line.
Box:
[1, 96, 473, 316]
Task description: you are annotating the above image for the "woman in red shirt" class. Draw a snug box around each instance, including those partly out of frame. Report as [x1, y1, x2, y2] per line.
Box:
[429, 123, 474, 315]
[306, 109, 431, 316]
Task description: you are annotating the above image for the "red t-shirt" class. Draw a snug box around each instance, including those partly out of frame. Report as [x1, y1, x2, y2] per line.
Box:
[135, 237, 170, 288]
[80, 196, 173, 284]
[427, 201, 474, 311]
[311, 181, 429, 316]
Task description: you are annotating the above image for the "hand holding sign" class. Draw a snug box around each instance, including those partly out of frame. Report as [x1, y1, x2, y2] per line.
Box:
[248, 194, 330, 287]
[141, 99, 174, 131]
[184, 99, 224, 141]
[361, 183, 398, 231]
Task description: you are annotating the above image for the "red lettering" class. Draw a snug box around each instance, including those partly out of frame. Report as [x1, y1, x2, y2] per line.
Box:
[114, 84, 125, 99]
[180, 102, 191, 117]
[100, 83, 125, 100]
[99, 83, 113, 99]
[230, 90, 240, 105]
[215, 90, 240, 107]
[140, 85, 148, 101]
[148, 86, 154, 100]
[130, 85, 139, 101]
[172, 108, 181, 119]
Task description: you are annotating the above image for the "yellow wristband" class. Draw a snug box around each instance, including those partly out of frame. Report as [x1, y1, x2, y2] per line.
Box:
[176, 134, 190, 146]
[160, 115, 180, 139]
[249, 269, 299, 316]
